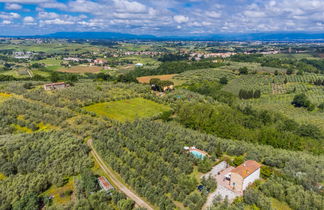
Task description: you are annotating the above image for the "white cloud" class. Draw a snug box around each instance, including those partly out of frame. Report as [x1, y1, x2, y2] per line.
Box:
[2, 20, 11, 24]
[173, 15, 189, 23]
[206, 11, 221, 18]
[38, 11, 59, 19]
[40, 18, 74, 25]
[24, 16, 35, 22]
[113, 0, 147, 13]
[0, 12, 20, 19]
[0, 0, 50, 3]
[68, 0, 101, 13]
[244, 11, 266, 18]
[40, 2, 67, 9]
[5, 3, 22, 10]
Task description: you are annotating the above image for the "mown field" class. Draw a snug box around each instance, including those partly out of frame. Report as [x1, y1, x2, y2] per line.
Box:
[84, 97, 170, 122]
[137, 74, 177, 83]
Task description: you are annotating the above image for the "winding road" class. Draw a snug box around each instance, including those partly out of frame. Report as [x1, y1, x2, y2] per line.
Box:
[87, 139, 153, 210]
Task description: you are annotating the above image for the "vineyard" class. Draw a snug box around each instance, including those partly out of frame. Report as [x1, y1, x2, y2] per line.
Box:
[223, 73, 324, 96]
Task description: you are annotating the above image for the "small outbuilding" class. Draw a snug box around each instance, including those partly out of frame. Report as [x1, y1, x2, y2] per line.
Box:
[98, 176, 114, 192]
[135, 63, 143, 67]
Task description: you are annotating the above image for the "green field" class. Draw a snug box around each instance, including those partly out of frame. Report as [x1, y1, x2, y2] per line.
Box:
[271, 198, 292, 210]
[84, 98, 171, 122]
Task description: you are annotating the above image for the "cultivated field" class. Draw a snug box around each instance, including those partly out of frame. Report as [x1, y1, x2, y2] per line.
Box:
[137, 74, 177, 83]
[0, 92, 11, 103]
[84, 97, 170, 122]
[58, 66, 103, 74]
[221, 61, 287, 74]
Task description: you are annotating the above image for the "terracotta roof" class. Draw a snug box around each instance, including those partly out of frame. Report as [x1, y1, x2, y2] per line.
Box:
[230, 160, 261, 179]
[98, 176, 112, 190]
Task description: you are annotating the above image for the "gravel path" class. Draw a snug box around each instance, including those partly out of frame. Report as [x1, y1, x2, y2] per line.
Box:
[88, 139, 153, 210]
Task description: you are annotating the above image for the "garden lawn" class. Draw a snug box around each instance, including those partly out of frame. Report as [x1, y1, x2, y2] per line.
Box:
[84, 98, 171, 122]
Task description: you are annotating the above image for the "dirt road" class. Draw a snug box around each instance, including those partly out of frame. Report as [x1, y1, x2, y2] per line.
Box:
[87, 139, 153, 210]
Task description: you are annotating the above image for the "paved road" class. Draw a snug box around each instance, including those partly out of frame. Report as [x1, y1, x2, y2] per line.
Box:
[87, 139, 153, 210]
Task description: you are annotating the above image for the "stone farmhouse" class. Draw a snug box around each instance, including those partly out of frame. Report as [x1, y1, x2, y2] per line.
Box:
[227, 160, 261, 193]
[43, 82, 69, 91]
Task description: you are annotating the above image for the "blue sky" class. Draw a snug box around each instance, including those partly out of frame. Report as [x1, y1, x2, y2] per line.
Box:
[0, 0, 324, 36]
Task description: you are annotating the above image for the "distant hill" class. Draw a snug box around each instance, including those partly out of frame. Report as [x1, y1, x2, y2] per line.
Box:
[4, 31, 324, 41]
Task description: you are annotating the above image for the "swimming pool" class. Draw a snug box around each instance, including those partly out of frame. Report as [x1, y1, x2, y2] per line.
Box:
[190, 150, 206, 159]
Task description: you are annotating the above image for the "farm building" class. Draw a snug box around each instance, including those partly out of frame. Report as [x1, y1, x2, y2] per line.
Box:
[228, 160, 261, 192]
[93, 59, 105, 65]
[184, 146, 209, 159]
[98, 176, 114, 192]
[43, 82, 69, 91]
[135, 63, 143, 67]
[162, 84, 174, 92]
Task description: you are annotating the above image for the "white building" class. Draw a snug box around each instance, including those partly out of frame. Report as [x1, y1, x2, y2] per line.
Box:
[135, 63, 143, 67]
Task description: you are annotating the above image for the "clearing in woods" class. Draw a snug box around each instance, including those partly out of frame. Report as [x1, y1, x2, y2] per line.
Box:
[84, 97, 171, 122]
[137, 74, 177, 83]
[42, 178, 75, 205]
[58, 66, 103, 74]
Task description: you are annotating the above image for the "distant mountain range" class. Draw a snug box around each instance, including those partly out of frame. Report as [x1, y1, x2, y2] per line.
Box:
[4, 31, 324, 41]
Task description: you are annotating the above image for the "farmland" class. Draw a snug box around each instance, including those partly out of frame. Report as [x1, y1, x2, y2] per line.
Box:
[0, 39, 323, 210]
[58, 66, 103, 74]
[137, 74, 177, 83]
[0, 92, 11, 103]
[84, 97, 171, 122]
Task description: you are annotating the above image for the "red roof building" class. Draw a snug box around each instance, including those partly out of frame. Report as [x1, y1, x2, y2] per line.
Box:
[98, 176, 114, 192]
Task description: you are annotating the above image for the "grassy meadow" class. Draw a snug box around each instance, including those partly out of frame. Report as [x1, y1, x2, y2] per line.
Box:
[84, 97, 171, 122]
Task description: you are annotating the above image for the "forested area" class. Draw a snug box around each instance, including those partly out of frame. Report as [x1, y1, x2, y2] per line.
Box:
[176, 102, 323, 154]
[230, 54, 324, 73]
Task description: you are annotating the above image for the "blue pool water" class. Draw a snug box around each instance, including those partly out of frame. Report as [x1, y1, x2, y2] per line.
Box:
[190, 150, 206, 159]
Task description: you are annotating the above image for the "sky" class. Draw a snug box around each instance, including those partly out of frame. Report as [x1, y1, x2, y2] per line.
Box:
[0, 0, 324, 36]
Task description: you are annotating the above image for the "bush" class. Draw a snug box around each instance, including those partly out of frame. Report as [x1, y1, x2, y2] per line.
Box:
[23, 83, 34, 89]
[318, 103, 324, 111]
[291, 93, 312, 109]
[219, 76, 228, 85]
[239, 67, 248, 75]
